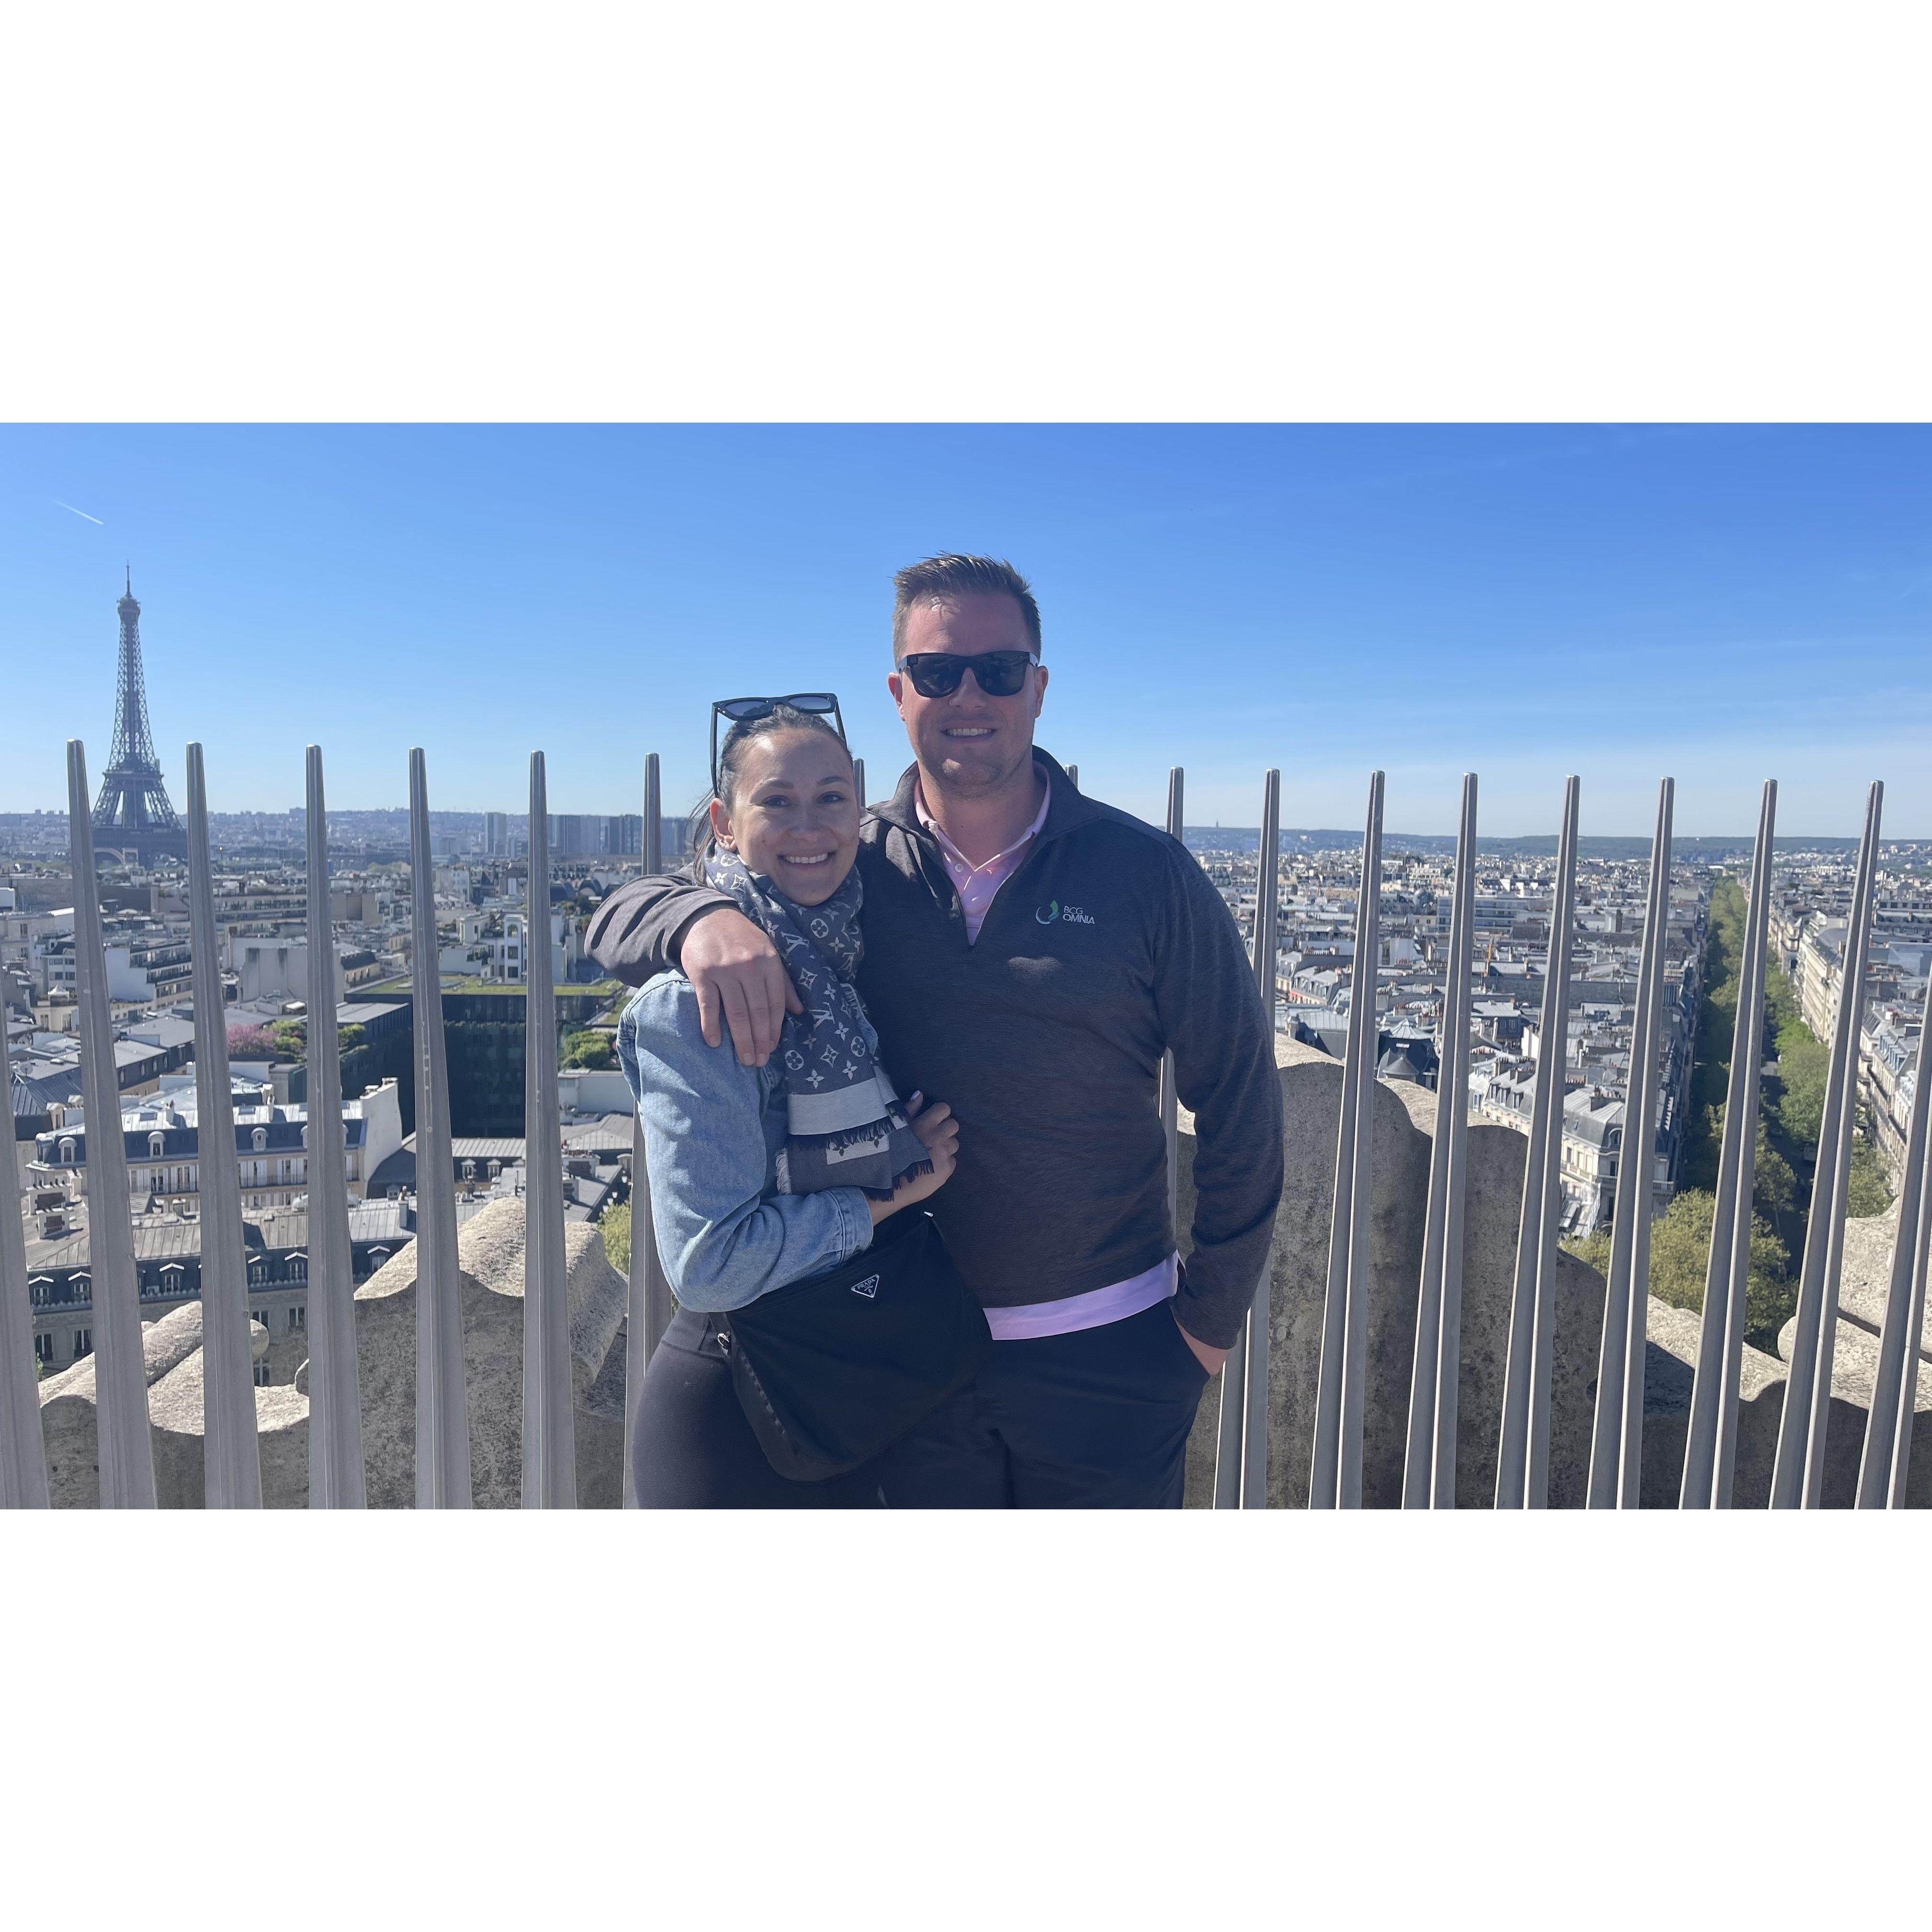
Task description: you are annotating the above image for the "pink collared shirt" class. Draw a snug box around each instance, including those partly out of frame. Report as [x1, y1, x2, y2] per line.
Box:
[914, 772, 1052, 945]
[914, 768, 1182, 1341]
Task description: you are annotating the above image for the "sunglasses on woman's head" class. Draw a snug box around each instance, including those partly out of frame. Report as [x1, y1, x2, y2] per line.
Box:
[895, 650, 1039, 700]
[710, 693, 848, 791]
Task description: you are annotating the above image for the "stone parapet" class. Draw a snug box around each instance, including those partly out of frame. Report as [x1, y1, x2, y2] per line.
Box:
[1180, 1037, 1930, 1507]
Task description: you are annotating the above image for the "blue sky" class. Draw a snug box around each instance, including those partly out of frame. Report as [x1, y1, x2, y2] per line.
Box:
[2, 424, 1928, 838]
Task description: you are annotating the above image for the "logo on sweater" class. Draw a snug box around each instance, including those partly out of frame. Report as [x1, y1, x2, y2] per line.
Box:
[1035, 899, 1095, 926]
[851, 1274, 881, 1300]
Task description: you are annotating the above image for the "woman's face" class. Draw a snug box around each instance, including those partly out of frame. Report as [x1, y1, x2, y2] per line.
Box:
[713, 728, 860, 906]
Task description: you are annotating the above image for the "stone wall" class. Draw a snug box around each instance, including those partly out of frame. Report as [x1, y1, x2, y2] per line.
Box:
[1179, 1037, 1932, 1508]
[36, 1302, 299, 1508]
[352, 1198, 629, 1507]
[29, 1045, 1929, 1507]
[32, 1205, 630, 1507]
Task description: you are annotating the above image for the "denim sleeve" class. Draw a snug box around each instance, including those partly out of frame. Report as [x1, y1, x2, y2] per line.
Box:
[618, 978, 873, 1312]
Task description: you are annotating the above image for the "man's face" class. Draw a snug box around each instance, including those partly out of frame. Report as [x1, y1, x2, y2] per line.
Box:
[887, 592, 1048, 796]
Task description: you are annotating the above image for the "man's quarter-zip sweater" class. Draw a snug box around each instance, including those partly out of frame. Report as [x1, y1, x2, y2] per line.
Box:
[586, 750, 1284, 1350]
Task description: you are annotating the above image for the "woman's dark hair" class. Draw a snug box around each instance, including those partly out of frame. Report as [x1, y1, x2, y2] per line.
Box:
[688, 703, 852, 873]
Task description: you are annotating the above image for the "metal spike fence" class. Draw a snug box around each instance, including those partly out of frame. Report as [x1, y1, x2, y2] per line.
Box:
[1495, 776, 1580, 1509]
[1680, 782, 1778, 1508]
[8, 746, 1929, 1514]
[303, 748, 365, 1507]
[1773, 782, 1884, 1507]
[1858, 950, 1932, 1507]
[522, 754, 577, 1507]
[65, 741, 158, 1507]
[1214, 769, 1279, 1507]
[1403, 773, 1476, 1508]
[186, 745, 263, 1507]
[1586, 779, 1674, 1508]
[408, 750, 472, 1507]
[1309, 771, 1385, 1508]
[623, 754, 676, 1507]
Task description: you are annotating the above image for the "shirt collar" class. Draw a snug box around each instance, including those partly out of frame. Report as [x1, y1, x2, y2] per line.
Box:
[914, 771, 1052, 874]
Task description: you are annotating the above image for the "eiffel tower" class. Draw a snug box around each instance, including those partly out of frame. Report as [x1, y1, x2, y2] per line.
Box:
[91, 569, 187, 865]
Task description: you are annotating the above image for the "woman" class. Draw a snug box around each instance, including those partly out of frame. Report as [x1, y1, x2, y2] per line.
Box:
[618, 698, 961, 1506]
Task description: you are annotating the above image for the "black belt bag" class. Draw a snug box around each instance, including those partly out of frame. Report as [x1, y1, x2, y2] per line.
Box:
[719, 1208, 991, 1482]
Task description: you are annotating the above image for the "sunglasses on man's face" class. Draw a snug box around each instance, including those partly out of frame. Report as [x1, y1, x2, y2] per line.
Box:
[710, 693, 847, 791]
[895, 650, 1039, 701]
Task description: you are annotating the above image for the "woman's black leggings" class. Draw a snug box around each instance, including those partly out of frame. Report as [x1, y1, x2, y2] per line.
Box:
[630, 1306, 884, 1507]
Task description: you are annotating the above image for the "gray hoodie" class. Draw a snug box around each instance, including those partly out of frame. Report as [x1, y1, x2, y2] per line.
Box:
[587, 750, 1283, 1349]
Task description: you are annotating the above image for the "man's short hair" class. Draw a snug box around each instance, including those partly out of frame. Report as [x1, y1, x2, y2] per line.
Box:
[891, 553, 1042, 661]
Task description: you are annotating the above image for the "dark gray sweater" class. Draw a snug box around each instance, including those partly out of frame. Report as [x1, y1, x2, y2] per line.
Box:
[587, 750, 1283, 1349]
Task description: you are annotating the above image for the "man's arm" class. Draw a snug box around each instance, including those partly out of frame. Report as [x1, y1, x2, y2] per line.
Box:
[588, 870, 801, 1066]
[1151, 845, 1287, 1355]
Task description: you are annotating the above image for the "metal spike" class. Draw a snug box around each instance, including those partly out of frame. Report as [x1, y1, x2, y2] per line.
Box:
[624, 754, 676, 1508]
[408, 749, 472, 1507]
[1311, 770, 1385, 1508]
[1159, 767, 1185, 1233]
[1213, 769, 1275, 1506]
[1242, 770, 1281, 1507]
[66, 741, 157, 1506]
[1858, 942, 1932, 1506]
[853, 758, 866, 813]
[0, 1001, 51, 1508]
[1773, 781, 1884, 1507]
[522, 754, 577, 1506]
[1404, 774, 1477, 1508]
[644, 753, 663, 874]
[1587, 779, 1674, 1507]
[185, 745, 262, 1507]
[303, 748, 366, 1506]
[1680, 782, 1777, 1507]
[1495, 776, 1581, 1508]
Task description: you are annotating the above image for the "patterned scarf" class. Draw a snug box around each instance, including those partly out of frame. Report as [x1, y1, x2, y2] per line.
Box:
[704, 849, 931, 1199]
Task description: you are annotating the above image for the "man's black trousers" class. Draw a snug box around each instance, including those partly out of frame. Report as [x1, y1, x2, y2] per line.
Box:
[873, 1298, 1212, 1508]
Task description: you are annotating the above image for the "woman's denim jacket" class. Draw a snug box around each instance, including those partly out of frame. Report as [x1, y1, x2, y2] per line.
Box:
[617, 973, 874, 1312]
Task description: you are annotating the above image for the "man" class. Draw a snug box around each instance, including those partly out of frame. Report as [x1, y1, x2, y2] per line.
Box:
[590, 553, 1282, 1506]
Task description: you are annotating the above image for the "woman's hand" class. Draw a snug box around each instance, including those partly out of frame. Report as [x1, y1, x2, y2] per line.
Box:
[868, 1093, 960, 1224]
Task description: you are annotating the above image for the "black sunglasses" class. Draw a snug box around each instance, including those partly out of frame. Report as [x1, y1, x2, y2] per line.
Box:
[895, 650, 1039, 700]
[710, 692, 848, 791]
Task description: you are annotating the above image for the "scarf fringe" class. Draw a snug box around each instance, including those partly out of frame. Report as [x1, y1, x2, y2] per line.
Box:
[859, 1158, 933, 1201]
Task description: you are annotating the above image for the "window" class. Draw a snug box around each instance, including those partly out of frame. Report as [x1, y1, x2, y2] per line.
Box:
[253, 1359, 272, 1387]
[59, 1138, 75, 1163]
[252, 1127, 268, 1153]
[249, 1261, 268, 1286]
[34, 1334, 53, 1363]
[288, 1255, 307, 1282]
[290, 1305, 306, 1330]
[73, 1329, 92, 1358]
[150, 1132, 166, 1159]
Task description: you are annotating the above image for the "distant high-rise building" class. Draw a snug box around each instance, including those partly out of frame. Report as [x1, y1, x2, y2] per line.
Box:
[548, 813, 598, 856]
[484, 811, 510, 856]
[607, 814, 643, 856]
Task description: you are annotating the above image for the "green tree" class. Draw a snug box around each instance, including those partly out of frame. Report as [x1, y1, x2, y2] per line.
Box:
[598, 1200, 631, 1274]
[1752, 1125, 1795, 1219]
[561, 1028, 617, 1070]
[1769, 1015, 1829, 1152]
[1561, 1227, 1614, 1275]
[1646, 1187, 1794, 1353]
[1846, 1140, 1892, 1219]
